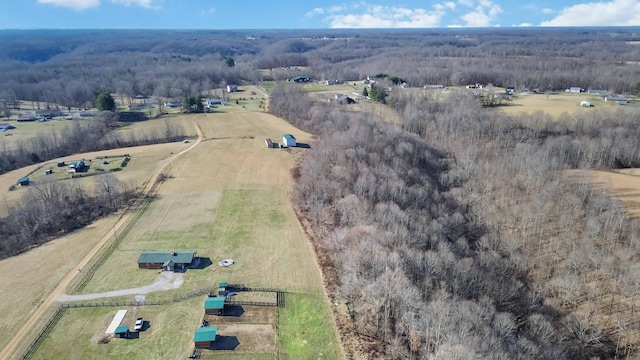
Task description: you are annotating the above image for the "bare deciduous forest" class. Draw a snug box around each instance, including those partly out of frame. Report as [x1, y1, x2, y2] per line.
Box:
[3, 27, 640, 359]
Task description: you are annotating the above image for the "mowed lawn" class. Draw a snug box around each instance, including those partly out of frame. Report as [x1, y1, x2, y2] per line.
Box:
[30, 112, 341, 359]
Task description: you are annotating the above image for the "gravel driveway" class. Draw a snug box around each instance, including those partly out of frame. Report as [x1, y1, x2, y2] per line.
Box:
[57, 272, 184, 302]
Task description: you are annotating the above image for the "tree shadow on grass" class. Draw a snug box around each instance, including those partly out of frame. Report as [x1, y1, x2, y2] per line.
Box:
[212, 336, 240, 350]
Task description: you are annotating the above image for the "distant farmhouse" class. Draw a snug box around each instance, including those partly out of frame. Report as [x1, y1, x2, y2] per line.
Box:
[164, 102, 181, 108]
[334, 94, 356, 105]
[36, 110, 62, 119]
[17, 114, 37, 122]
[226, 84, 238, 93]
[568, 87, 584, 93]
[137, 251, 197, 271]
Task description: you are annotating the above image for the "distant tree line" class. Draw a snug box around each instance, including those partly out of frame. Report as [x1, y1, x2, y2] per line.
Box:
[0, 174, 130, 259]
[1, 28, 640, 109]
[270, 83, 640, 359]
[0, 111, 186, 176]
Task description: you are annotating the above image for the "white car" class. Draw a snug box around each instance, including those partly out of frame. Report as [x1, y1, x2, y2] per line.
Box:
[134, 318, 144, 331]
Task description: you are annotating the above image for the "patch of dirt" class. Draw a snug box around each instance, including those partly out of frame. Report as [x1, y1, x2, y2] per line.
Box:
[216, 324, 275, 352]
[90, 309, 118, 344]
[206, 305, 276, 324]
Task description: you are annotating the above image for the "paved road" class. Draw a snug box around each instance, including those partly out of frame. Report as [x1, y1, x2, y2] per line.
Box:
[0, 119, 204, 360]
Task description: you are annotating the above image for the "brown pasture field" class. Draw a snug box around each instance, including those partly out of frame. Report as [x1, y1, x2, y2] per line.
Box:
[572, 169, 640, 218]
[12, 111, 339, 359]
[497, 93, 614, 118]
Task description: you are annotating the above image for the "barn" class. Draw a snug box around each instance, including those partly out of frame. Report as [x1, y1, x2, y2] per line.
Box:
[204, 296, 226, 315]
[137, 251, 197, 270]
[194, 326, 218, 348]
[282, 134, 296, 147]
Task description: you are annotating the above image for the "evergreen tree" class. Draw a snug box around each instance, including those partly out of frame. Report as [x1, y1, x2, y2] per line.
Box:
[95, 90, 115, 111]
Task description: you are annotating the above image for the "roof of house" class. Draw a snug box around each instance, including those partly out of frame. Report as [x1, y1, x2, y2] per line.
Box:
[18, 177, 29, 183]
[219, 281, 228, 288]
[194, 326, 218, 342]
[204, 296, 225, 310]
[283, 134, 296, 140]
[137, 251, 196, 264]
[114, 325, 129, 334]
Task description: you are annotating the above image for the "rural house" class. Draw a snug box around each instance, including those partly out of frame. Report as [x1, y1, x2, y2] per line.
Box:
[194, 326, 218, 348]
[137, 251, 197, 271]
[291, 76, 311, 83]
[204, 296, 226, 315]
[282, 134, 296, 147]
[17, 114, 37, 122]
[36, 110, 62, 118]
[17, 177, 29, 186]
[568, 87, 584, 93]
[226, 84, 238, 93]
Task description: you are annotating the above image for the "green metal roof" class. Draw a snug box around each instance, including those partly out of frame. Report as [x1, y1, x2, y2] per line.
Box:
[163, 259, 176, 267]
[138, 251, 196, 264]
[218, 282, 228, 288]
[18, 177, 29, 183]
[204, 296, 225, 310]
[194, 326, 218, 342]
[283, 134, 295, 140]
[114, 325, 129, 334]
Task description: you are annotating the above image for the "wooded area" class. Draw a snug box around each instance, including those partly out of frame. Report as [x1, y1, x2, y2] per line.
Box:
[2, 27, 640, 359]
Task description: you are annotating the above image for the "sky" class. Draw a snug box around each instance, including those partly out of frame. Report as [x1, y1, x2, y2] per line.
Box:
[1, 0, 640, 29]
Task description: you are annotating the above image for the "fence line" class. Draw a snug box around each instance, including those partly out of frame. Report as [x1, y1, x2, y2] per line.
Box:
[69, 197, 151, 293]
[61, 300, 161, 308]
[21, 306, 67, 360]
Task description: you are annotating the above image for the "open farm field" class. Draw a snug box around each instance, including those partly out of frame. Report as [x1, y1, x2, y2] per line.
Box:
[0, 119, 89, 151]
[498, 93, 614, 117]
[0, 214, 121, 352]
[0, 141, 189, 216]
[571, 169, 640, 218]
[21, 111, 340, 359]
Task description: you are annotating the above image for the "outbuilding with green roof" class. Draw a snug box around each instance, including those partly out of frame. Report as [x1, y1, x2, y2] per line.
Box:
[204, 296, 226, 315]
[194, 326, 218, 348]
[114, 325, 130, 338]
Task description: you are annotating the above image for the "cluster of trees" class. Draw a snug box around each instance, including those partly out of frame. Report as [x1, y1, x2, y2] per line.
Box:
[0, 111, 185, 176]
[0, 174, 130, 258]
[271, 83, 640, 358]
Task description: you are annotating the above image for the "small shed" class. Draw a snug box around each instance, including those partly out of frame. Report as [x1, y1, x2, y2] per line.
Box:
[282, 134, 296, 147]
[114, 325, 130, 338]
[580, 101, 591, 107]
[18, 177, 29, 186]
[194, 326, 218, 348]
[205, 296, 226, 315]
[0, 124, 14, 132]
[265, 138, 273, 148]
[226, 84, 238, 93]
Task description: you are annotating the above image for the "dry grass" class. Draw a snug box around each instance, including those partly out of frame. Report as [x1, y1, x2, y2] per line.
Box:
[0, 214, 120, 352]
[497, 93, 611, 118]
[574, 169, 640, 218]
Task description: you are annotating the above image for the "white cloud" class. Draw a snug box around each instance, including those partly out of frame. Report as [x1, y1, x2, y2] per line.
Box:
[200, 6, 215, 16]
[541, 0, 640, 26]
[110, 0, 158, 9]
[326, 3, 448, 28]
[305, 7, 324, 17]
[37, 0, 100, 11]
[516, 22, 532, 27]
[452, 0, 502, 27]
[542, 7, 555, 14]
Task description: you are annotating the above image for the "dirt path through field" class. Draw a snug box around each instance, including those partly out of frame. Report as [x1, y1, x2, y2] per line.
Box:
[0, 119, 204, 360]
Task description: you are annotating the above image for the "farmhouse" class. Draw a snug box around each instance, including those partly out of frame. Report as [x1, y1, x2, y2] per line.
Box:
[226, 84, 238, 93]
[568, 87, 584, 93]
[605, 96, 628, 104]
[194, 326, 218, 348]
[334, 94, 356, 105]
[423, 84, 445, 89]
[17, 114, 37, 122]
[588, 89, 609, 95]
[36, 110, 62, 118]
[137, 251, 197, 271]
[164, 102, 181, 108]
[204, 296, 226, 315]
[282, 134, 296, 147]
[68, 160, 87, 173]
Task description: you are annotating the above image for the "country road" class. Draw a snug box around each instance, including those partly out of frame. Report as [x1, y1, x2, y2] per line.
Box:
[0, 119, 204, 360]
